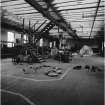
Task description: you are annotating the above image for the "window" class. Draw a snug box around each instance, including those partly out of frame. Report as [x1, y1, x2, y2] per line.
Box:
[7, 32, 14, 47]
[50, 42, 52, 48]
[40, 38, 43, 47]
[23, 35, 28, 43]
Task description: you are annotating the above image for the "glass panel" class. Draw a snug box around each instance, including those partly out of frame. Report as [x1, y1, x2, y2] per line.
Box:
[40, 38, 43, 47]
[7, 32, 14, 47]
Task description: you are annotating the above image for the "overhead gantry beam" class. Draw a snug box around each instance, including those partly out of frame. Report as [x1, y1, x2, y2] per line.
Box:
[25, 0, 79, 39]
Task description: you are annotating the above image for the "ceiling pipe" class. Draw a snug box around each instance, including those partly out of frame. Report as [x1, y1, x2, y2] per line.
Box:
[89, 0, 101, 39]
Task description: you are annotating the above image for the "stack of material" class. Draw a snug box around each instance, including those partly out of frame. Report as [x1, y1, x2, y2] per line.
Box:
[13, 44, 46, 63]
[24, 44, 45, 63]
[45, 67, 62, 77]
[80, 45, 93, 56]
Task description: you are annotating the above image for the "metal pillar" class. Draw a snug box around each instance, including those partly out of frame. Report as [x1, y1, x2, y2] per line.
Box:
[28, 20, 33, 44]
[21, 18, 25, 44]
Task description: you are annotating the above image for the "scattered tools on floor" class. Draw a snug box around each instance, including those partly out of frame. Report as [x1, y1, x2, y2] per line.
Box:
[73, 65, 103, 72]
[73, 65, 82, 70]
[45, 67, 63, 77]
[85, 65, 90, 72]
[46, 70, 59, 77]
[87, 65, 103, 72]
[21, 64, 63, 77]
[12, 44, 46, 64]
[22, 65, 37, 74]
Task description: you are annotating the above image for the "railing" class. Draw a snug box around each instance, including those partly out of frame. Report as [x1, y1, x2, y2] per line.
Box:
[0, 40, 14, 48]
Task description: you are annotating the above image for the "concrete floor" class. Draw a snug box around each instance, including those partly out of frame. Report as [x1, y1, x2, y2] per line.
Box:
[1, 56, 104, 105]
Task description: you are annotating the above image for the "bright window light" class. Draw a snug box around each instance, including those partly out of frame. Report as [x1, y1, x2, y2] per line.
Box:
[24, 35, 27, 40]
[23, 35, 27, 43]
[40, 38, 43, 47]
[23, 35, 28, 43]
[50, 42, 52, 48]
[7, 32, 14, 47]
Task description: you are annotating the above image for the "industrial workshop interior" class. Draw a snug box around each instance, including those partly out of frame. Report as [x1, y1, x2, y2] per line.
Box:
[0, 0, 104, 105]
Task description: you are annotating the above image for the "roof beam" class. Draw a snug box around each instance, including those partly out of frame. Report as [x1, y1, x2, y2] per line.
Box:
[1, 2, 27, 7]
[8, 8, 35, 13]
[14, 12, 39, 15]
[60, 8, 104, 14]
[25, 0, 79, 39]
[53, 0, 80, 5]
[58, 5, 104, 11]
[2, 5, 31, 10]
[0, 0, 18, 3]
[55, 1, 103, 8]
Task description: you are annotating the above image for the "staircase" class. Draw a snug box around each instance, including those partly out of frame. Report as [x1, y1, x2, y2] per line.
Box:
[35, 21, 55, 43]
[24, 44, 45, 63]
[40, 21, 55, 34]
[22, 21, 55, 63]
[30, 49, 45, 63]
